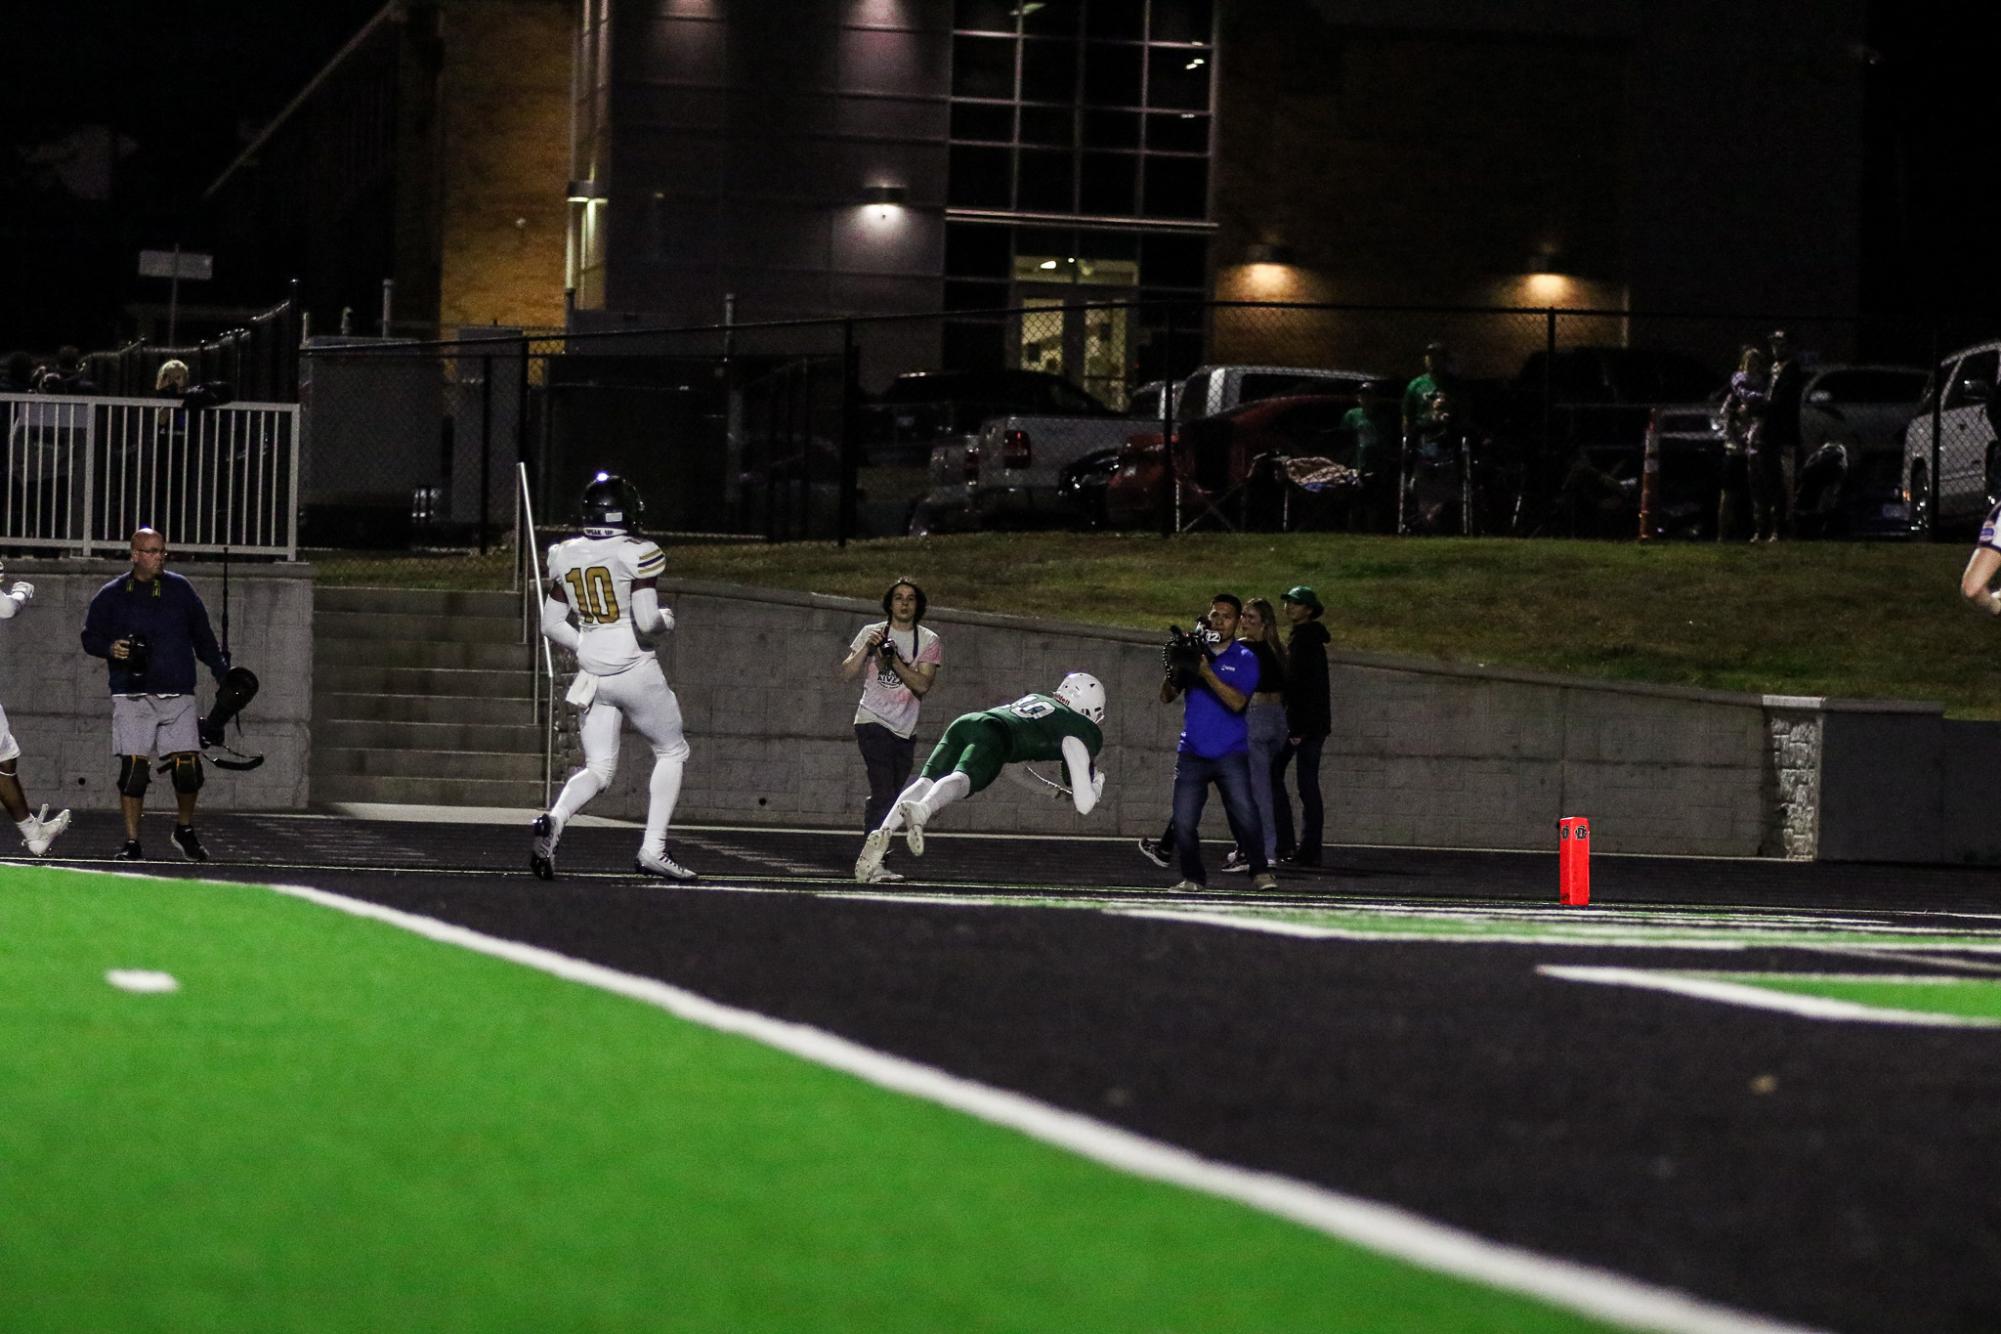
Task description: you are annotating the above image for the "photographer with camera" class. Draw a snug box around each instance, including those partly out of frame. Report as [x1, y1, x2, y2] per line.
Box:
[1155, 594, 1278, 892]
[838, 579, 941, 882]
[80, 528, 230, 862]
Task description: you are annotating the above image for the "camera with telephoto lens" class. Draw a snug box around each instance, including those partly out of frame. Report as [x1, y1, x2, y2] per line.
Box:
[1162, 616, 1216, 689]
[124, 633, 151, 683]
[878, 635, 898, 662]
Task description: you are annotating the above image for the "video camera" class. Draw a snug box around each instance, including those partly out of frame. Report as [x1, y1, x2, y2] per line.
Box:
[1161, 615, 1221, 689]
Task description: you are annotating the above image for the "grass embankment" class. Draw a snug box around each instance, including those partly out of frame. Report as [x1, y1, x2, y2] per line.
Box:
[314, 534, 1997, 717]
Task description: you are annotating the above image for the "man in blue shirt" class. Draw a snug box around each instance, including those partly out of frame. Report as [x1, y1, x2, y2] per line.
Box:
[80, 528, 229, 862]
[1158, 594, 1277, 891]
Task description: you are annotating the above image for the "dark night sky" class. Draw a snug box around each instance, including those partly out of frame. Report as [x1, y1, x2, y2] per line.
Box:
[3, 0, 1996, 353]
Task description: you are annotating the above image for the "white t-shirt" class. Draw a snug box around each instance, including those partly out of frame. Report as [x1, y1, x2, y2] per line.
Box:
[546, 533, 668, 676]
[851, 621, 942, 739]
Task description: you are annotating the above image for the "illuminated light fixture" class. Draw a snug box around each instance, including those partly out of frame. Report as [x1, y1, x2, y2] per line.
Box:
[1038, 259, 1059, 270]
[1179, 112, 1197, 119]
[566, 179, 605, 202]
[1244, 242, 1294, 265]
[1185, 56, 1206, 69]
[861, 183, 909, 206]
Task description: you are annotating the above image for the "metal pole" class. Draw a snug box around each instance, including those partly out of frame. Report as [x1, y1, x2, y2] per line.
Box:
[167, 242, 183, 347]
[838, 319, 857, 547]
[379, 278, 394, 338]
[1542, 307, 1557, 517]
[1162, 303, 1179, 538]
[479, 353, 493, 555]
[1927, 321, 1944, 541]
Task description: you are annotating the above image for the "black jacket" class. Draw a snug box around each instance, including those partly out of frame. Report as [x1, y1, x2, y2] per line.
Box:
[1283, 619, 1331, 736]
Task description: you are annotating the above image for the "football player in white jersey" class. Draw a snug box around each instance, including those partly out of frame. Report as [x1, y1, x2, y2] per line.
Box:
[530, 473, 699, 881]
[1962, 501, 2001, 617]
[0, 559, 72, 857]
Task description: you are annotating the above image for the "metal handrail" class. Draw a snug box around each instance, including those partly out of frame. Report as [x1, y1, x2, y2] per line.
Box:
[517, 462, 557, 807]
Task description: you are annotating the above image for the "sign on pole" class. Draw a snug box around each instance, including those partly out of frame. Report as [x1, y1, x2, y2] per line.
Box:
[138, 249, 214, 281]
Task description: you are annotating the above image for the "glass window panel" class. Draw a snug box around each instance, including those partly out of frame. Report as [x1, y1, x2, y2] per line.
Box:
[1021, 39, 1079, 101]
[946, 223, 1014, 277]
[952, 35, 1016, 98]
[1148, 0, 1213, 43]
[1079, 151, 1136, 215]
[946, 280, 1011, 311]
[1084, 108, 1140, 147]
[1022, 0, 1081, 36]
[1017, 147, 1075, 212]
[954, 0, 1016, 33]
[1078, 230, 1138, 261]
[1146, 112, 1208, 152]
[1020, 104, 1077, 147]
[1085, 0, 1144, 39]
[1083, 42, 1142, 105]
[949, 144, 1014, 207]
[951, 101, 1015, 141]
[1146, 47, 1210, 110]
[1141, 155, 1207, 217]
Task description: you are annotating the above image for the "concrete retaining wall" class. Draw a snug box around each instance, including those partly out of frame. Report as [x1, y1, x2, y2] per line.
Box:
[0, 559, 313, 813]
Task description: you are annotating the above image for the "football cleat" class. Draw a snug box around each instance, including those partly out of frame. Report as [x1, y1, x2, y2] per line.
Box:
[854, 828, 891, 882]
[529, 812, 561, 881]
[21, 805, 70, 857]
[634, 849, 699, 881]
[896, 799, 930, 857]
[860, 864, 905, 884]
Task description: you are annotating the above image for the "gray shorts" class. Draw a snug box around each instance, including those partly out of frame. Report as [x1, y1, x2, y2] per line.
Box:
[112, 694, 200, 757]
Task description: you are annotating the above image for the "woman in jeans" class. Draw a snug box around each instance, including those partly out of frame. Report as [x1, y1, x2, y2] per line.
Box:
[1223, 598, 1288, 874]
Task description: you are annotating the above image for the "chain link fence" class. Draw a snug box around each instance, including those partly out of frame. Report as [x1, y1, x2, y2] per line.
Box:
[285, 300, 2000, 584]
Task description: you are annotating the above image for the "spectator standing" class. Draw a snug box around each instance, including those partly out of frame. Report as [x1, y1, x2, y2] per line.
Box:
[838, 579, 940, 883]
[154, 359, 190, 397]
[1158, 594, 1277, 892]
[1271, 585, 1330, 865]
[79, 528, 230, 861]
[49, 346, 97, 395]
[1341, 380, 1400, 532]
[1717, 345, 1769, 540]
[1759, 330, 1805, 541]
[1400, 342, 1460, 533]
[1222, 598, 1287, 873]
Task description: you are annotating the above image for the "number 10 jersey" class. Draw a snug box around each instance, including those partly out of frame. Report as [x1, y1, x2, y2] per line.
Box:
[546, 533, 668, 676]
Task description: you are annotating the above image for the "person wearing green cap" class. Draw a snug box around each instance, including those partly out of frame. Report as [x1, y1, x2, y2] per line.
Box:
[1273, 585, 1330, 865]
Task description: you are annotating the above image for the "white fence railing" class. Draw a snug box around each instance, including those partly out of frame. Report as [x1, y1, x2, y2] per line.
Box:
[2, 392, 300, 558]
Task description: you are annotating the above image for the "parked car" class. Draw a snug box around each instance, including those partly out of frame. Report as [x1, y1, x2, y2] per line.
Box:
[1902, 340, 2001, 535]
[962, 364, 1382, 532]
[1104, 394, 1363, 531]
[905, 433, 981, 536]
[859, 369, 1117, 466]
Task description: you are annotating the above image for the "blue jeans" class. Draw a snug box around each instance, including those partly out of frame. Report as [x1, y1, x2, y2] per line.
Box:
[1245, 703, 1287, 863]
[1171, 749, 1268, 885]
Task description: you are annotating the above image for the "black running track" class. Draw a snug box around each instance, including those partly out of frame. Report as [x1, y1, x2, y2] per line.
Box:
[34, 811, 2001, 1333]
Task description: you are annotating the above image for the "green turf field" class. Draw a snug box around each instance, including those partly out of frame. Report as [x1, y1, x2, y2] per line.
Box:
[1722, 973, 2001, 1021]
[2, 865, 1631, 1333]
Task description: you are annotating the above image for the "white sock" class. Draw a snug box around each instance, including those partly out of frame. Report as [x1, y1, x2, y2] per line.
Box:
[919, 771, 971, 820]
[550, 769, 603, 825]
[880, 777, 934, 833]
[641, 753, 684, 858]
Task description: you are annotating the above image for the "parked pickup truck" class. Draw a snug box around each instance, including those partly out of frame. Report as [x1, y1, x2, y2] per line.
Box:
[934, 365, 1379, 532]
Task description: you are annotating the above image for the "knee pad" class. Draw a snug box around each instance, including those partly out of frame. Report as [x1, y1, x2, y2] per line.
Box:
[170, 753, 204, 794]
[584, 755, 618, 788]
[117, 755, 151, 798]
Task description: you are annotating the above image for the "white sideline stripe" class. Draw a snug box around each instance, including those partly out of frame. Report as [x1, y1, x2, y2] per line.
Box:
[1538, 966, 2001, 1028]
[254, 877, 1816, 1334]
[1117, 908, 2001, 953]
[105, 969, 179, 994]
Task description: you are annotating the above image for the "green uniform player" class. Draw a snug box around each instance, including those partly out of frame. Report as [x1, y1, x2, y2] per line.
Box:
[855, 672, 1108, 882]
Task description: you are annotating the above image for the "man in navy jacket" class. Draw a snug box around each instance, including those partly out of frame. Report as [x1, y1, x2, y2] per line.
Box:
[80, 528, 229, 861]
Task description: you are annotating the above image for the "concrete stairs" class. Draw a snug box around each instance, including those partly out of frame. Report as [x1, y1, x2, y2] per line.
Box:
[312, 587, 547, 808]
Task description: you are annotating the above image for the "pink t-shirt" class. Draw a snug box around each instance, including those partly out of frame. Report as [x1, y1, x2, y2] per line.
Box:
[851, 621, 942, 739]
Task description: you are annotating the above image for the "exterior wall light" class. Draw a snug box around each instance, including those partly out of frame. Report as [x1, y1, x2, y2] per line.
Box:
[861, 184, 908, 206]
[1244, 242, 1294, 265]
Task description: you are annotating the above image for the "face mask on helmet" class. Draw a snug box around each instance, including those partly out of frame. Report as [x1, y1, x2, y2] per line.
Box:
[1053, 672, 1106, 723]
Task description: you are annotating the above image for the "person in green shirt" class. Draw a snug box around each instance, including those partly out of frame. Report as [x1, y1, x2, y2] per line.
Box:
[1340, 379, 1400, 531]
[854, 672, 1107, 882]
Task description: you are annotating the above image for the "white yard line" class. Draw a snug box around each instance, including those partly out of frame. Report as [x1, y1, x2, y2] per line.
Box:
[250, 876, 1818, 1334]
[1538, 966, 2001, 1028]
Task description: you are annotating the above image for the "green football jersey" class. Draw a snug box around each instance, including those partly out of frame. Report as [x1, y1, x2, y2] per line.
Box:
[981, 693, 1104, 764]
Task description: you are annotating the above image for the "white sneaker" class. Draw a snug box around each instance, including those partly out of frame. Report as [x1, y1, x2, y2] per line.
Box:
[897, 799, 931, 857]
[861, 865, 905, 884]
[529, 812, 563, 881]
[854, 828, 891, 881]
[21, 805, 70, 857]
[635, 849, 699, 881]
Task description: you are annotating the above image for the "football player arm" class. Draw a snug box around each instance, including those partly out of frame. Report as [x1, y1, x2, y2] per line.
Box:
[540, 580, 582, 651]
[1060, 735, 1105, 816]
[631, 579, 672, 638]
[1961, 547, 2001, 616]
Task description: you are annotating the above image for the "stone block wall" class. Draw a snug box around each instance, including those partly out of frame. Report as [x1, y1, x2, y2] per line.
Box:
[0, 559, 312, 814]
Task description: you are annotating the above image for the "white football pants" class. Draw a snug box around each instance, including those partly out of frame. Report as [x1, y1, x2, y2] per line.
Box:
[551, 657, 691, 856]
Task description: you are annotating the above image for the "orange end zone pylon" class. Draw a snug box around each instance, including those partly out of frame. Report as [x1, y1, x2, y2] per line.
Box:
[1558, 816, 1591, 906]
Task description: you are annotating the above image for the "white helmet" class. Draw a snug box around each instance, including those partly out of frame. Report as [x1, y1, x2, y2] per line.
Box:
[1053, 672, 1106, 723]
